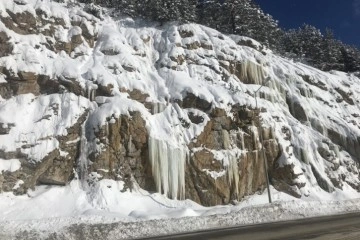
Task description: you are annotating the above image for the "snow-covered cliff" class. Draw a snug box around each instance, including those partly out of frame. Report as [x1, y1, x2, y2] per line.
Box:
[0, 0, 359, 212]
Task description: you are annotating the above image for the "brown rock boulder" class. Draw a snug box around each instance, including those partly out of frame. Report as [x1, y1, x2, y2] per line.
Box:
[1, 10, 37, 35]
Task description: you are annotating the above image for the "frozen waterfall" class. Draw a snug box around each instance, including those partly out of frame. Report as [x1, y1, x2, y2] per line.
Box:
[148, 137, 188, 200]
[237, 61, 266, 85]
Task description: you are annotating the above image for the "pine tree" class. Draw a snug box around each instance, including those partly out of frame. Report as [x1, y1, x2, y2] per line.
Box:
[281, 29, 303, 58]
[117, 0, 139, 17]
[200, 0, 280, 48]
[198, 0, 221, 29]
[281, 24, 323, 65]
[139, 0, 197, 23]
[179, 0, 197, 23]
[198, 0, 232, 33]
[341, 45, 360, 72]
[320, 29, 343, 71]
[240, 2, 280, 49]
[280, 25, 360, 72]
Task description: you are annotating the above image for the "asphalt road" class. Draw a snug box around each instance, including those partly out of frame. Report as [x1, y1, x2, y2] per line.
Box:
[139, 213, 360, 240]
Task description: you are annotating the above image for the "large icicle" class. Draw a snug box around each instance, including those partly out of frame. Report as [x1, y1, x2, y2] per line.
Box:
[226, 153, 240, 197]
[222, 130, 241, 197]
[237, 61, 266, 85]
[86, 83, 98, 101]
[78, 121, 89, 189]
[222, 130, 231, 149]
[239, 131, 246, 150]
[148, 137, 188, 200]
[152, 102, 166, 114]
[250, 125, 260, 150]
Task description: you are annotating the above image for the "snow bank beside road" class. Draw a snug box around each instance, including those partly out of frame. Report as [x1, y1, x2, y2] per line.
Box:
[0, 180, 359, 239]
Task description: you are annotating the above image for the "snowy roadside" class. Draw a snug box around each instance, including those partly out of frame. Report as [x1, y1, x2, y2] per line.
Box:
[0, 180, 360, 240]
[1, 199, 360, 240]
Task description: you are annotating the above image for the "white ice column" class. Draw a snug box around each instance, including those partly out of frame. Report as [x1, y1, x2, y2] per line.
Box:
[226, 153, 240, 196]
[78, 121, 89, 189]
[149, 137, 188, 199]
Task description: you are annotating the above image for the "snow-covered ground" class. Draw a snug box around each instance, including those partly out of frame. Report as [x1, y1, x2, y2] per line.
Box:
[0, 179, 360, 239]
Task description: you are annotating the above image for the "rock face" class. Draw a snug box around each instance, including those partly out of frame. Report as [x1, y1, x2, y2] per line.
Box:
[185, 107, 280, 206]
[0, 1, 98, 100]
[0, 93, 92, 194]
[89, 111, 152, 191]
[0, 32, 13, 58]
[37, 112, 89, 186]
[0, 1, 359, 206]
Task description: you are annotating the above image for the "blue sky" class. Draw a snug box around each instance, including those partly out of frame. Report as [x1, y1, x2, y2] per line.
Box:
[254, 0, 360, 48]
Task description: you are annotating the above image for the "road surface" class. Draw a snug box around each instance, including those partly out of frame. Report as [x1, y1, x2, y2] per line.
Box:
[139, 213, 360, 240]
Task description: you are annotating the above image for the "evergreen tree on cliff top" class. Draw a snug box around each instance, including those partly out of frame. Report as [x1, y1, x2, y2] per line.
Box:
[79, 0, 360, 72]
[199, 0, 280, 48]
[137, 0, 197, 23]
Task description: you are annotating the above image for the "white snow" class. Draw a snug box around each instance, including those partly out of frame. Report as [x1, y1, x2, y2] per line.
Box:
[0, 159, 21, 173]
[0, 180, 359, 239]
[0, 73, 6, 83]
[0, 93, 93, 162]
[12, 180, 24, 190]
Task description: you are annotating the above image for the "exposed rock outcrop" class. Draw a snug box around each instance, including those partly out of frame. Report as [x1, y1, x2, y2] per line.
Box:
[184, 107, 280, 206]
[89, 111, 152, 191]
[0, 110, 88, 194]
[0, 32, 13, 57]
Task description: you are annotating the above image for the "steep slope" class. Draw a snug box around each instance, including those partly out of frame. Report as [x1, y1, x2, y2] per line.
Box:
[0, 0, 359, 207]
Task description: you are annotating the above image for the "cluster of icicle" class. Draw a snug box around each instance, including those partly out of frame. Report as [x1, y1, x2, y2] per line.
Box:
[86, 83, 98, 102]
[148, 137, 188, 200]
[222, 125, 264, 198]
[147, 104, 265, 200]
[237, 60, 266, 85]
[223, 130, 241, 197]
[226, 154, 240, 197]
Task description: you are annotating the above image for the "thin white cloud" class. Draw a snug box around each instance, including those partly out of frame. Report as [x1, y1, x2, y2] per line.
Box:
[354, 0, 360, 16]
